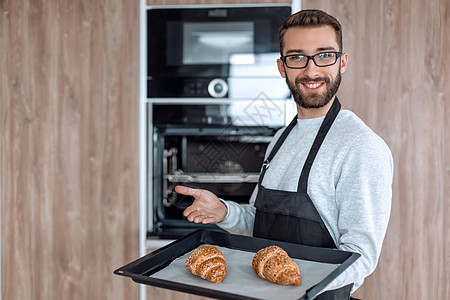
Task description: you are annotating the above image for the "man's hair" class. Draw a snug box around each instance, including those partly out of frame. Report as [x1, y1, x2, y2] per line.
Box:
[279, 9, 343, 56]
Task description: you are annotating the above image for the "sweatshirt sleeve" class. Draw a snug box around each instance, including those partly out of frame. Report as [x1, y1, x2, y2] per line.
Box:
[323, 132, 393, 292]
[216, 186, 258, 236]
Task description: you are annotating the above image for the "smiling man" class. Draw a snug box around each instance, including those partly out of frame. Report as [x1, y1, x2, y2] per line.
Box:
[176, 10, 393, 299]
[277, 24, 347, 116]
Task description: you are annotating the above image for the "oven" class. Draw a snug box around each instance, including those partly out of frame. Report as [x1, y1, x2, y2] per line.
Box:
[147, 4, 292, 99]
[149, 103, 292, 238]
[145, 4, 295, 239]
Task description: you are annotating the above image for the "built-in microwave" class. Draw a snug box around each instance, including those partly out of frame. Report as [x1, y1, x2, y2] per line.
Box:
[147, 4, 292, 99]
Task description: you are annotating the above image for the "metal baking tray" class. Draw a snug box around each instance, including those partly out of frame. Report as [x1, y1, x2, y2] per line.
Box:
[114, 229, 360, 300]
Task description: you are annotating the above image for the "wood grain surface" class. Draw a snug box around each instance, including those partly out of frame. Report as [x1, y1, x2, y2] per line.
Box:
[301, 1, 450, 299]
[1, 0, 139, 299]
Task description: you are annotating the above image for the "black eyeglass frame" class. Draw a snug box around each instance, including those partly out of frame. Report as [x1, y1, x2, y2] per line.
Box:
[281, 51, 342, 69]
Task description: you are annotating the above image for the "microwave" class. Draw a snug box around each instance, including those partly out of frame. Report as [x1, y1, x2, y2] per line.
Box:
[147, 4, 292, 99]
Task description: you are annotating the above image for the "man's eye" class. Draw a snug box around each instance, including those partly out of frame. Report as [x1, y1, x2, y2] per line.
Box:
[290, 56, 305, 62]
[317, 53, 333, 59]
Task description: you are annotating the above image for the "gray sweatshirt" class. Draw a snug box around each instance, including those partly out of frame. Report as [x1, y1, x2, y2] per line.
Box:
[218, 109, 393, 293]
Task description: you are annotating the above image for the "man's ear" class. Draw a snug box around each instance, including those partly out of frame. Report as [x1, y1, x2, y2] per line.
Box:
[340, 52, 348, 74]
[277, 58, 286, 78]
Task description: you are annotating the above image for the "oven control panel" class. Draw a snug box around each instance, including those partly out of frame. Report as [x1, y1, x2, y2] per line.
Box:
[148, 78, 229, 98]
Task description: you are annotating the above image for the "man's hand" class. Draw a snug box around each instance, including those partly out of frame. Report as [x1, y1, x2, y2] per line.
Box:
[174, 185, 228, 224]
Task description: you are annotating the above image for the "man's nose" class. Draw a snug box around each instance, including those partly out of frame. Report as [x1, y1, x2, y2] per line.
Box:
[303, 58, 320, 75]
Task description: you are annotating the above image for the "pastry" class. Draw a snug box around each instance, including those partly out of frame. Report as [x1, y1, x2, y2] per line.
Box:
[252, 245, 301, 285]
[186, 245, 227, 283]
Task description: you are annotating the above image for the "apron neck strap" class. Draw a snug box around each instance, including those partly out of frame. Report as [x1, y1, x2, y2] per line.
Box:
[298, 97, 341, 193]
[258, 115, 298, 185]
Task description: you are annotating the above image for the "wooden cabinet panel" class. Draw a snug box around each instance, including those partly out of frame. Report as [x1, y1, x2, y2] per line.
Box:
[1, 0, 139, 299]
[301, 1, 450, 299]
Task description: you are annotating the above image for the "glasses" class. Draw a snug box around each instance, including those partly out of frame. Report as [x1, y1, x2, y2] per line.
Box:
[282, 52, 342, 69]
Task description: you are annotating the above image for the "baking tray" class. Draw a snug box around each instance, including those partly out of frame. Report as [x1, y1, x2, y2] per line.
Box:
[114, 229, 360, 300]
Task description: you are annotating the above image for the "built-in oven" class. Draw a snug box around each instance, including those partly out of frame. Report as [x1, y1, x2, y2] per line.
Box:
[150, 103, 291, 238]
[145, 4, 295, 239]
[147, 4, 292, 99]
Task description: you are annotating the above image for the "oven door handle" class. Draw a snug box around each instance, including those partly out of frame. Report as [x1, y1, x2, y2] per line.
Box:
[166, 173, 259, 183]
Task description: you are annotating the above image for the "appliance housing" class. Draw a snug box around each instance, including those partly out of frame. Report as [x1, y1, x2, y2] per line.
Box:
[147, 4, 291, 99]
[146, 4, 295, 239]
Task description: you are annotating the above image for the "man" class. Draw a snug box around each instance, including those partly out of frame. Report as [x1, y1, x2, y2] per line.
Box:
[175, 9, 393, 299]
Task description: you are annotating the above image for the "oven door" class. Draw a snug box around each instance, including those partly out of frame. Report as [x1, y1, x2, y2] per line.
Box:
[151, 125, 276, 238]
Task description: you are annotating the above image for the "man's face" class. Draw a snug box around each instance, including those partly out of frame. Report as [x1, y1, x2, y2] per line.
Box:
[277, 25, 348, 109]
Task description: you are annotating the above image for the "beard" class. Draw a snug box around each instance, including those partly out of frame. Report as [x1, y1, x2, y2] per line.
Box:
[286, 71, 342, 109]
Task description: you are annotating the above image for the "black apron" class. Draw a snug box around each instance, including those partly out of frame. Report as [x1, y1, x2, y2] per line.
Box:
[253, 97, 353, 299]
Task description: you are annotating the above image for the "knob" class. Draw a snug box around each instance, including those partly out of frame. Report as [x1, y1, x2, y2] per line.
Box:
[208, 78, 228, 98]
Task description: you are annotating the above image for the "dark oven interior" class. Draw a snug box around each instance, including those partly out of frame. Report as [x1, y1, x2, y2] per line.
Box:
[150, 105, 278, 238]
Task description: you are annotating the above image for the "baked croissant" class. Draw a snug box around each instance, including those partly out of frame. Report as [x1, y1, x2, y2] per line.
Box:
[252, 245, 301, 286]
[186, 245, 227, 283]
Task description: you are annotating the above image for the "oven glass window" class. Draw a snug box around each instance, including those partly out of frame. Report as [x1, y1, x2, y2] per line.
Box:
[178, 22, 254, 65]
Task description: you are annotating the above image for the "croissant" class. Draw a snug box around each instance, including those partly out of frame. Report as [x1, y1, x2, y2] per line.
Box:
[185, 245, 227, 283]
[252, 245, 301, 286]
